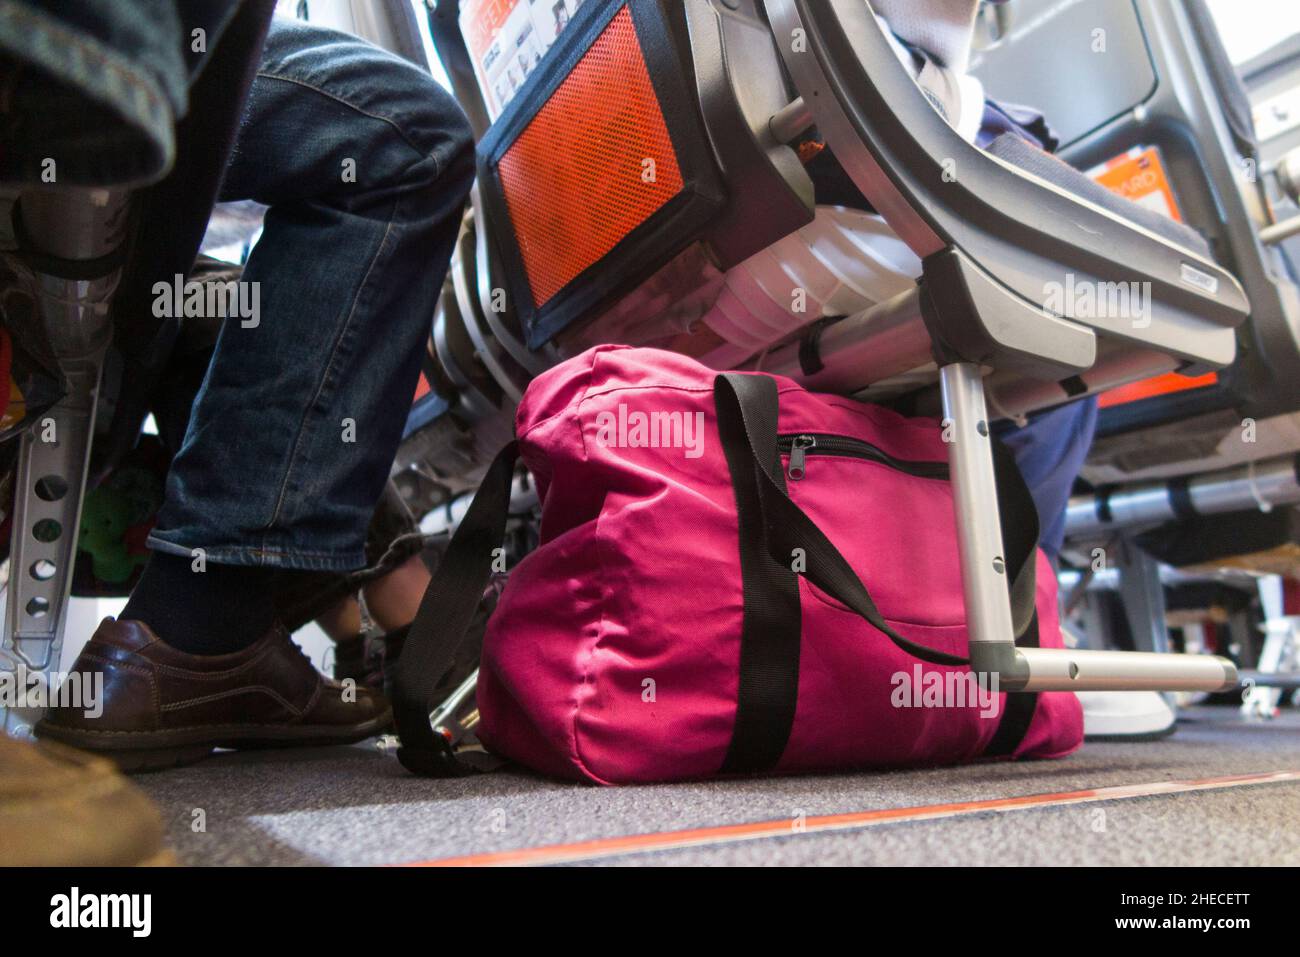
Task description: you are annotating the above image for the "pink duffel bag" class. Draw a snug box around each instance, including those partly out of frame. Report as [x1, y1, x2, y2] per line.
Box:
[392, 345, 1082, 784]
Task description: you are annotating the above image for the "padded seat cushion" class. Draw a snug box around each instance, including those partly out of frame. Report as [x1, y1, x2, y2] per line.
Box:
[808, 131, 1212, 261]
[986, 133, 1212, 258]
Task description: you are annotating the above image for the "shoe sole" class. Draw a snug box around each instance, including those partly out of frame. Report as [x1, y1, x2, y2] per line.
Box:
[1083, 723, 1178, 743]
[36, 709, 393, 774]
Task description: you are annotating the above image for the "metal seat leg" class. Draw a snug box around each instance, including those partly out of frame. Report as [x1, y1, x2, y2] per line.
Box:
[0, 187, 125, 739]
[1115, 538, 1172, 655]
[939, 361, 1238, 694]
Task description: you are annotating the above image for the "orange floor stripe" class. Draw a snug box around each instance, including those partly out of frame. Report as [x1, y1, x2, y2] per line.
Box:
[406, 770, 1300, 867]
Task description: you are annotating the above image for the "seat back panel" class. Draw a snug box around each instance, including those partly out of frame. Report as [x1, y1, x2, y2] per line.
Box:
[477, 0, 726, 349]
[496, 6, 685, 310]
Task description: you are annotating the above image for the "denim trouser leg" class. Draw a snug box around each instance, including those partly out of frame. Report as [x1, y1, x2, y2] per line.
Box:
[147, 20, 474, 571]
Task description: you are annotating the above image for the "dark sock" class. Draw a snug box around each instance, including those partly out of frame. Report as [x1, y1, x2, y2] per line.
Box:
[122, 552, 279, 655]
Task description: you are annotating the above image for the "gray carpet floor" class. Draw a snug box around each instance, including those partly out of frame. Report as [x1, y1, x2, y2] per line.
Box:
[134, 706, 1300, 866]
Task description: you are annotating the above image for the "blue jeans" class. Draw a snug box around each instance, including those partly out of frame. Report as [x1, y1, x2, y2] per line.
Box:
[149, 20, 474, 570]
[3, 6, 475, 571]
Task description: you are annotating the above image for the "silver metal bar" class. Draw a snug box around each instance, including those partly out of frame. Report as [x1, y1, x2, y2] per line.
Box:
[939, 362, 1015, 650]
[429, 667, 478, 743]
[1117, 539, 1171, 655]
[1271, 149, 1300, 205]
[1242, 617, 1297, 717]
[1057, 565, 1263, 593]
[937, 363, 1239, 693]
[1064, 455, 1300, 540]
[982, 347, 1178, 420]
[768, 96, 814, 144]
[17, 187, 128, 261]
[1238, 668, 1300, 691]
[760, 288, 933, 391]
[1259, 215, 1300, 246]
[1015, 646, 1237, 692]
[0, 187, 125, 739]
[450, 207, 525, 404]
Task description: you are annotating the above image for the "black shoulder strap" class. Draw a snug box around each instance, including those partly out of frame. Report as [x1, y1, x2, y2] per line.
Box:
[716, 371, 803, 773]
[392, 440, 519, 777]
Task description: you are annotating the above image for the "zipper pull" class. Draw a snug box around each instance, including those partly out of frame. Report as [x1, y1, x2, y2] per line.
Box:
[788, 435, 815, 480]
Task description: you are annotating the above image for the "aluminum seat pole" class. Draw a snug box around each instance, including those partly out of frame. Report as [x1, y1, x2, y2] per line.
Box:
[940, 361, 1017, 658]
[939, 362, 1237, 694]
[0, 187, 125, 739]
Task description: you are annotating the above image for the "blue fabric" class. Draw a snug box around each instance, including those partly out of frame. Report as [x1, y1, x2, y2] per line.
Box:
[806, 93, 1057, 211]
[976, 98, 1058, 152]
[996, 398, 1098, 560]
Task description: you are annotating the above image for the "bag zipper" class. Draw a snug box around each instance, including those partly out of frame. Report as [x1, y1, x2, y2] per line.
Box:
[778, 433, 949, 482]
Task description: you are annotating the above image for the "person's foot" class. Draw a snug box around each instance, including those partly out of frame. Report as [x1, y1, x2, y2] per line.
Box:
[37, 619, 392, 772]
[1078, 690, 1177, 741]
[0, 732, 173, 865]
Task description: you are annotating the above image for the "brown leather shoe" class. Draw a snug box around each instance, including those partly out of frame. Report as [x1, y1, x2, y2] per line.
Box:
[0, 733, 173, 865]
[37, 619, 392, 772]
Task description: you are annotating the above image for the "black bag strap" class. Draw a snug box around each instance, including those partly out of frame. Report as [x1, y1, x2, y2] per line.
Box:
[716, 371, 804, 773]
[714, 373, 1042, 766]
[392, 440, 519, 777]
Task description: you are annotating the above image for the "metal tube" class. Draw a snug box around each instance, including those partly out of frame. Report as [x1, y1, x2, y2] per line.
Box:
[18, 187, 128, 261]
[1, 188, 127, 740]
[1236, 669, 1300, 691]
[1065, 455, 1300, 539]
[1190, 457, 1300, 513]
[429, 668, 479, 740]
[768, 96, 814, 143]
[1259, 215, 1300, 246]
[1057, 565, 1263, 593]
[939, 362, 1015, 649]
[761, 288, 934, 392]
[1015, 647, 1237, 692]
[983, 347, 1178, 420]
